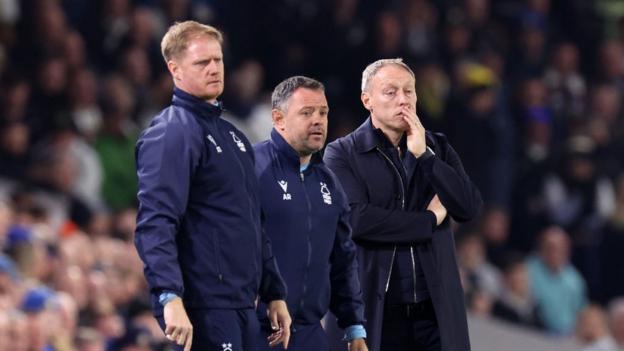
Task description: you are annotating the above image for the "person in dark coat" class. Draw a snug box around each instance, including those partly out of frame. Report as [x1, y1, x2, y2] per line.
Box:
[254, 76, 367, 351]
[134, 21, 291, 351]
[324, 58, 482, 351]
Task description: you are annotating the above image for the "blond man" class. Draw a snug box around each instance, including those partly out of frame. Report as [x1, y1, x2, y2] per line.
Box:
[134, 21, 291, 351]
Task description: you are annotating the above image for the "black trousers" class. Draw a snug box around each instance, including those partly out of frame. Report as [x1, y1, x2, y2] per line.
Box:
[380, 299, 441, 351]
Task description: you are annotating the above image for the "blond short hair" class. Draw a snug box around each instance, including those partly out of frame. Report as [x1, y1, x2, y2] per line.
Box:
[361, 58, 415, 92]
[161, 20, 223, 62]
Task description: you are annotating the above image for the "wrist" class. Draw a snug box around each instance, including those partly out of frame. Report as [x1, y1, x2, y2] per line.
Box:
[268, 299, 286, 307]
[159, 291, 179, 306]
[343, 324, 367, 342]
[416, 146, 435, 159]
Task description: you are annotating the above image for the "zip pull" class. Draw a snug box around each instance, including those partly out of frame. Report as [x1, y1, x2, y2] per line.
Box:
[300, 172, 304, 182]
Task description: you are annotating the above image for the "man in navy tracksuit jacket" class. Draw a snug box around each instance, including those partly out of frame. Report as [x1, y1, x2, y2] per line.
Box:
[253, 76, 368, 351]
[134, 21, 291, 351]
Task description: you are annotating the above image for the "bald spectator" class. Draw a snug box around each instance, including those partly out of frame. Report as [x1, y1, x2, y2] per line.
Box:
[576, 304, 618, 351]
[608, 298, 624, 349]
[527, 226, 588, 335]
[0, 310, 9, 350]
[7, 310, 29, 351]
[75, 327, 106, 351]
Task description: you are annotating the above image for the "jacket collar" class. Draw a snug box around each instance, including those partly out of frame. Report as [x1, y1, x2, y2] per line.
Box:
[353, 117, 406, 153]
[270, 128, 323, 169]
[171, 87, 223, 118]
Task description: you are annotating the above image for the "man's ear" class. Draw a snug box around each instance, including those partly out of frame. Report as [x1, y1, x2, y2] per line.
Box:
[167, 60, 180, 82]
[272, 109, 285, 130]
[361, 92, 372, 111]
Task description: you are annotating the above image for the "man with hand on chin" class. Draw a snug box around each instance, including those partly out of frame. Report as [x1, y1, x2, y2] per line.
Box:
[134, 21, 291, 351]
[324, 58, 482, 351]
[254, 76, 368, 351]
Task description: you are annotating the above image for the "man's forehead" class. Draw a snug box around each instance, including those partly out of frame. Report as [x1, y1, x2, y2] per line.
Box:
[184, 36, 222, 55]
[291, 88, 328, 106]
[372, 66, 414, 86]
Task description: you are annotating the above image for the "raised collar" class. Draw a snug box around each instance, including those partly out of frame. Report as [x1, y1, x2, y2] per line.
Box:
[353, 117, 406, 153]
[269, 128, 322, 170]
[171, 87, 222, 118]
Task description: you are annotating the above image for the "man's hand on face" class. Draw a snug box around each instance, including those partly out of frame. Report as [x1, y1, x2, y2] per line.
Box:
[267, 300, 292, 349]
[400, 106, 427, 157]
[163, 297, 193, 351]
[348, 338, 369, 351]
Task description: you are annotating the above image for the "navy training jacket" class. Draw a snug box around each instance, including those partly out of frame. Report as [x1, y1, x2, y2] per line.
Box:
[134, 88, 286, 316]
[254, 129, 365, 329]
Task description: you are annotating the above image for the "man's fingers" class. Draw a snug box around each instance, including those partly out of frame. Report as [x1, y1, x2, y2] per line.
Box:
[165, 325, 193, 347]
[176, 329, 187, 346]
[269, 312, 279, 331]
[267, 330, 282, 346]
[402, 115, 415, 132]
[184, 330, 193, 351]
[165, 324, 175, 339]
[282, 328, 291, 349]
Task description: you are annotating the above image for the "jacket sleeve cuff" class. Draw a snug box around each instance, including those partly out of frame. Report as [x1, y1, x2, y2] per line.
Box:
[425, 210, 437, 229]
[418, 146, 436, 175]
[343, 324, 367, 341]
[158, 291, 179, 306]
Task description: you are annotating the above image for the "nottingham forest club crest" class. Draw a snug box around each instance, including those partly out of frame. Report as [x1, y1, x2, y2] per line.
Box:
[320, 182, 332, 205]
[229, 131, 246, 152]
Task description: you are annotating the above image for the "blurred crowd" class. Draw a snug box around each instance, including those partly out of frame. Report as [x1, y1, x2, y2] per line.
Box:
[1, 0, 624, 350]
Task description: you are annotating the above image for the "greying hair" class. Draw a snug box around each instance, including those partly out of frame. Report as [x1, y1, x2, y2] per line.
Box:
[271, 76, 325, 111]
[361, 58, 415, 92]
[161, 21, 223, 62]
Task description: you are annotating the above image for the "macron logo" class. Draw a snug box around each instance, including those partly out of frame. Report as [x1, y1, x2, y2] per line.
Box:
[207, 135, 222, 153]
[278, 180, 292, 200]
[278, 180, 288, 193]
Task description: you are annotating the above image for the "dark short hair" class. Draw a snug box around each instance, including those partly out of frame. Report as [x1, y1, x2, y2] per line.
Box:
[271, 76, 325, 111]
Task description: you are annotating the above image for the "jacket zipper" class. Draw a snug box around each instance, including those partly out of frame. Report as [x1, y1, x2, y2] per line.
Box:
[376, 147, 405, 292]
[410, 246, 417, 301]
[219, 125, 258, 278]
[214, 231, 223, 282]
[298, 171, 313, 315]
[398, 149, 419, 303]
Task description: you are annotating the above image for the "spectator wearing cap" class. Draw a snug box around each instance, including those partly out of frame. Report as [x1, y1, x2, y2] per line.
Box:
[0, 254, 20, 309]
[446, 61, 514, 208]
[21, 286, 57, 351]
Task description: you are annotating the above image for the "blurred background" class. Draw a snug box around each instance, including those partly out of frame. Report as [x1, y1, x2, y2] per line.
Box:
[0, 0, 624, 350]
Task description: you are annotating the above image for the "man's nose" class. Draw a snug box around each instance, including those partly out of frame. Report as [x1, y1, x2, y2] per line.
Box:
[398, 91, 409, 104]
[312, 112, 327, 124]
[207, 62, 220, 74]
